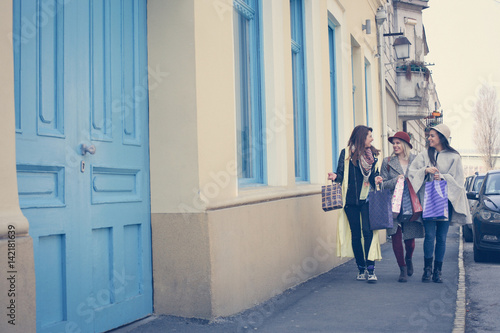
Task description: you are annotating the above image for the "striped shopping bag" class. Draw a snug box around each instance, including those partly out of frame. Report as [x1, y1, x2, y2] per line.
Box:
[422, 180, 448, 221]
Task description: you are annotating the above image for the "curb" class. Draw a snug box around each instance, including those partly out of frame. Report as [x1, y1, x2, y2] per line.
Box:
[452, 226, 466, 333]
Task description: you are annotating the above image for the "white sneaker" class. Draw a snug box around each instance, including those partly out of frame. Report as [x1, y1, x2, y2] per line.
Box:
[367, 272, 377, 283]
[356, 270, 367, 281]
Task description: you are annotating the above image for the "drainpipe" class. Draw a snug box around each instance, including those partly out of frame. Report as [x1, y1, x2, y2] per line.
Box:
[376, 6, 389, 157]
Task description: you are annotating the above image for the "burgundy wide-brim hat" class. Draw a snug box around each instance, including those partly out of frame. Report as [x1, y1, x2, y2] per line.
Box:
[388, 131, 413, 149]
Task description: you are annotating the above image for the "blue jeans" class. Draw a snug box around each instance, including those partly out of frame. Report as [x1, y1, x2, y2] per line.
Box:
[423, 219, 450, 262]
[423, 201, 453, 262]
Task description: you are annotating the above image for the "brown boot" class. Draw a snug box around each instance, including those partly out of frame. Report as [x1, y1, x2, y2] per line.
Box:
[398, 266, 408, 283]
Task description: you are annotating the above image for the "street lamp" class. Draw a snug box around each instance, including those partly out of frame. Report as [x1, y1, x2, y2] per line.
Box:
[393, 36, 411, 60]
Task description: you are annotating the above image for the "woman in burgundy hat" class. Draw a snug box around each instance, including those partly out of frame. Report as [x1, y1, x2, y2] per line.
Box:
[380, 131, 424, 282]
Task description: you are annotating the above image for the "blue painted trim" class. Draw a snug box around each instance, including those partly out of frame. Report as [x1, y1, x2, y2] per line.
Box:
[235, 0, 266, 187]
[290, 0, 309, 182]
[13, 0, 22, 133]
[16, 164, 66, 209]
[36, 0, 65, 139]
[233, 0, 255, 20]
[257, 0, 267, 186]
[328, 22, 339, 170]
[90, 165, 142, 204]
[365, 60, 370, 126]
[122, 0, 142, 147]
[351, 47, 356, 125]
[90, 0, 114, 142]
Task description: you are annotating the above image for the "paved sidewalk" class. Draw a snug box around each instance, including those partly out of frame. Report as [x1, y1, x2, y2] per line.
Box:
[110, 225, 463, 333]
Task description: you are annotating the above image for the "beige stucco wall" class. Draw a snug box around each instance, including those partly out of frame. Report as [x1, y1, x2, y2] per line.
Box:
[148, 0, 202, 214]
[0, 0, 390, 328]
[152, 196, 345, 319]
[208, 196, 342, 317]
[327, 0, 385, 147]
[0, 0, 36, 331]
[151, 213, 212, 318]
[148, 0, 386, 319]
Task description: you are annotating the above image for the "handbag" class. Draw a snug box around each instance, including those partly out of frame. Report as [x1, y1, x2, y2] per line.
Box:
[392, 177, 405, 218]
[399, 180, 413, 222]
[406, 178, 422, 222]
[321, 181, 343, 212]
[369, 185, 393, 230]
[422, 180, 448, 221]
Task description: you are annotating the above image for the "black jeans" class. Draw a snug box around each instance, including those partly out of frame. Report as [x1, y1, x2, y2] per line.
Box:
[344, 202, 375, 269]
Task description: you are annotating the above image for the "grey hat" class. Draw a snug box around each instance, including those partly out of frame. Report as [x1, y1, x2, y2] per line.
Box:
[431, 124, 451, 141]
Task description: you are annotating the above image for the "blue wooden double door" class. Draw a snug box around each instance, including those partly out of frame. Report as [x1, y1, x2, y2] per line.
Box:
[14, 1, 152, 332]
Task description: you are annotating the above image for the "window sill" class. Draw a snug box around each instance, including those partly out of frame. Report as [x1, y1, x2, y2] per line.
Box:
[206, 183, 321, 211]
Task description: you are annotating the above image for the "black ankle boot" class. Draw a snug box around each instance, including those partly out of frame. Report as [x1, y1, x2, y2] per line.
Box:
[422, 257, 433, 283]
[432, 261, 443, 283]
[406, 257, 413, 277]
[398, 266, 408, 283]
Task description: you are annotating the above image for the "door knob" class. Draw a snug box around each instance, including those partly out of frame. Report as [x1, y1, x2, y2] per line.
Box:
[80, 144, 96, 156]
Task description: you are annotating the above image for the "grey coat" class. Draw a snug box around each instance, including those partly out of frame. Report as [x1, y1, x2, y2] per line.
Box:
[408, 150, 471, 225]
[380, 154, 424, 240]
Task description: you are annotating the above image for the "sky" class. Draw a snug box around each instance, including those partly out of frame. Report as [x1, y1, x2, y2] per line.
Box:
[423, 0, 500, 154]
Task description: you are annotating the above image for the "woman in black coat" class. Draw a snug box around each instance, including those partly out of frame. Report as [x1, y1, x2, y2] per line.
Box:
[328, 125, 383, 283]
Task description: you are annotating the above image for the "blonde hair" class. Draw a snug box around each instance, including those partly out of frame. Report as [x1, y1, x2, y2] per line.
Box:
[391, 139, 411, 160]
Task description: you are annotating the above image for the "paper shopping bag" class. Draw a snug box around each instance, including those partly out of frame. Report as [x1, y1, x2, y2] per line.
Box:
[422, 180, 448, 221]
[406, 178, 422, 222]
[392, 177, 405, 219]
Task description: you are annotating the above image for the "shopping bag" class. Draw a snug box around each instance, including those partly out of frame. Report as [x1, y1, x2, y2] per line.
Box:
[369, 185, 393, 230]
[422, 180, 448, 221]
[399, 180, 413, 222]
[392, 177, 405, 218]
[321, 181, 343, 212]
[406, 178, 422, 222]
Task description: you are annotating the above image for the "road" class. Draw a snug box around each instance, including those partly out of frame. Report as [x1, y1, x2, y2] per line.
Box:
[464, 241, 500, 333]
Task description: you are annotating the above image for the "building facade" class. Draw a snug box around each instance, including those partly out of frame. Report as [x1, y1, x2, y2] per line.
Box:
[381, 0, 440, 153]
[0, 1, 440, 332]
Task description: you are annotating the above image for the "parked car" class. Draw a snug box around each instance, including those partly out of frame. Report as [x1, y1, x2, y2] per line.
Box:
[465, 175, 473, 192]
[463, 173, 486, 242]
[468, 170, 500, 262]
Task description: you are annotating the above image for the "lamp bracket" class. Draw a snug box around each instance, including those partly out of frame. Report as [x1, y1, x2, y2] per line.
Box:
[383, 32, 404, 37]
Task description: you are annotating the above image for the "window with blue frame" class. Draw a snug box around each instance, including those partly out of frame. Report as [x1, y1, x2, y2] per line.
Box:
[328, 23, 339, 170]
[233, 0, 266, 186]
[365, 59, 371, 126]
[290, 0, 309, 182]
[351, 47, 356, 125]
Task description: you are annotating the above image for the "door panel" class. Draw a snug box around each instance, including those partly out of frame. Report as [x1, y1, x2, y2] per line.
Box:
[14, 1, 152, 332]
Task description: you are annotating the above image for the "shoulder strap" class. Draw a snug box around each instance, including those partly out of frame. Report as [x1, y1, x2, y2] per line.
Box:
[387, 156, 390, 172]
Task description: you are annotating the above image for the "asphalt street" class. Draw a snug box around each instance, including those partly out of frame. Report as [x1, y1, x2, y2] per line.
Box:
[110, 225, 464, 333]
[463, 240, 500, 333]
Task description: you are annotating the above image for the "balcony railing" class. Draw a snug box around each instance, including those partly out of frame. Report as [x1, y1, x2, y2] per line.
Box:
[425, 112, 443, 128]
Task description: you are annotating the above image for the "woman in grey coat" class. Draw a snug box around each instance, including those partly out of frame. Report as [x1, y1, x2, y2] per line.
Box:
[408, 124, 471, 283]
[380, 132, 424, 282]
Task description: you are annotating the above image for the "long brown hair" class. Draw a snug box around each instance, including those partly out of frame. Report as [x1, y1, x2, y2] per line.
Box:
[427, 130, 459, 166]
[347, 125, 380, 164]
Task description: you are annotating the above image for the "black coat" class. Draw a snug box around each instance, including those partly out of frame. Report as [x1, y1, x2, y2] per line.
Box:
[334, 148, 379, 206]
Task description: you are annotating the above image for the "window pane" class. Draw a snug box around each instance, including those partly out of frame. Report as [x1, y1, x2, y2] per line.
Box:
[233, 0, 265, 185]
[329, 24, 339, 170]
[290, 0, 308, 182]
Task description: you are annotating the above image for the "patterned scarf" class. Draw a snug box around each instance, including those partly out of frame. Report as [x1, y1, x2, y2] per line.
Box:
[359, 148, 374, 180]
